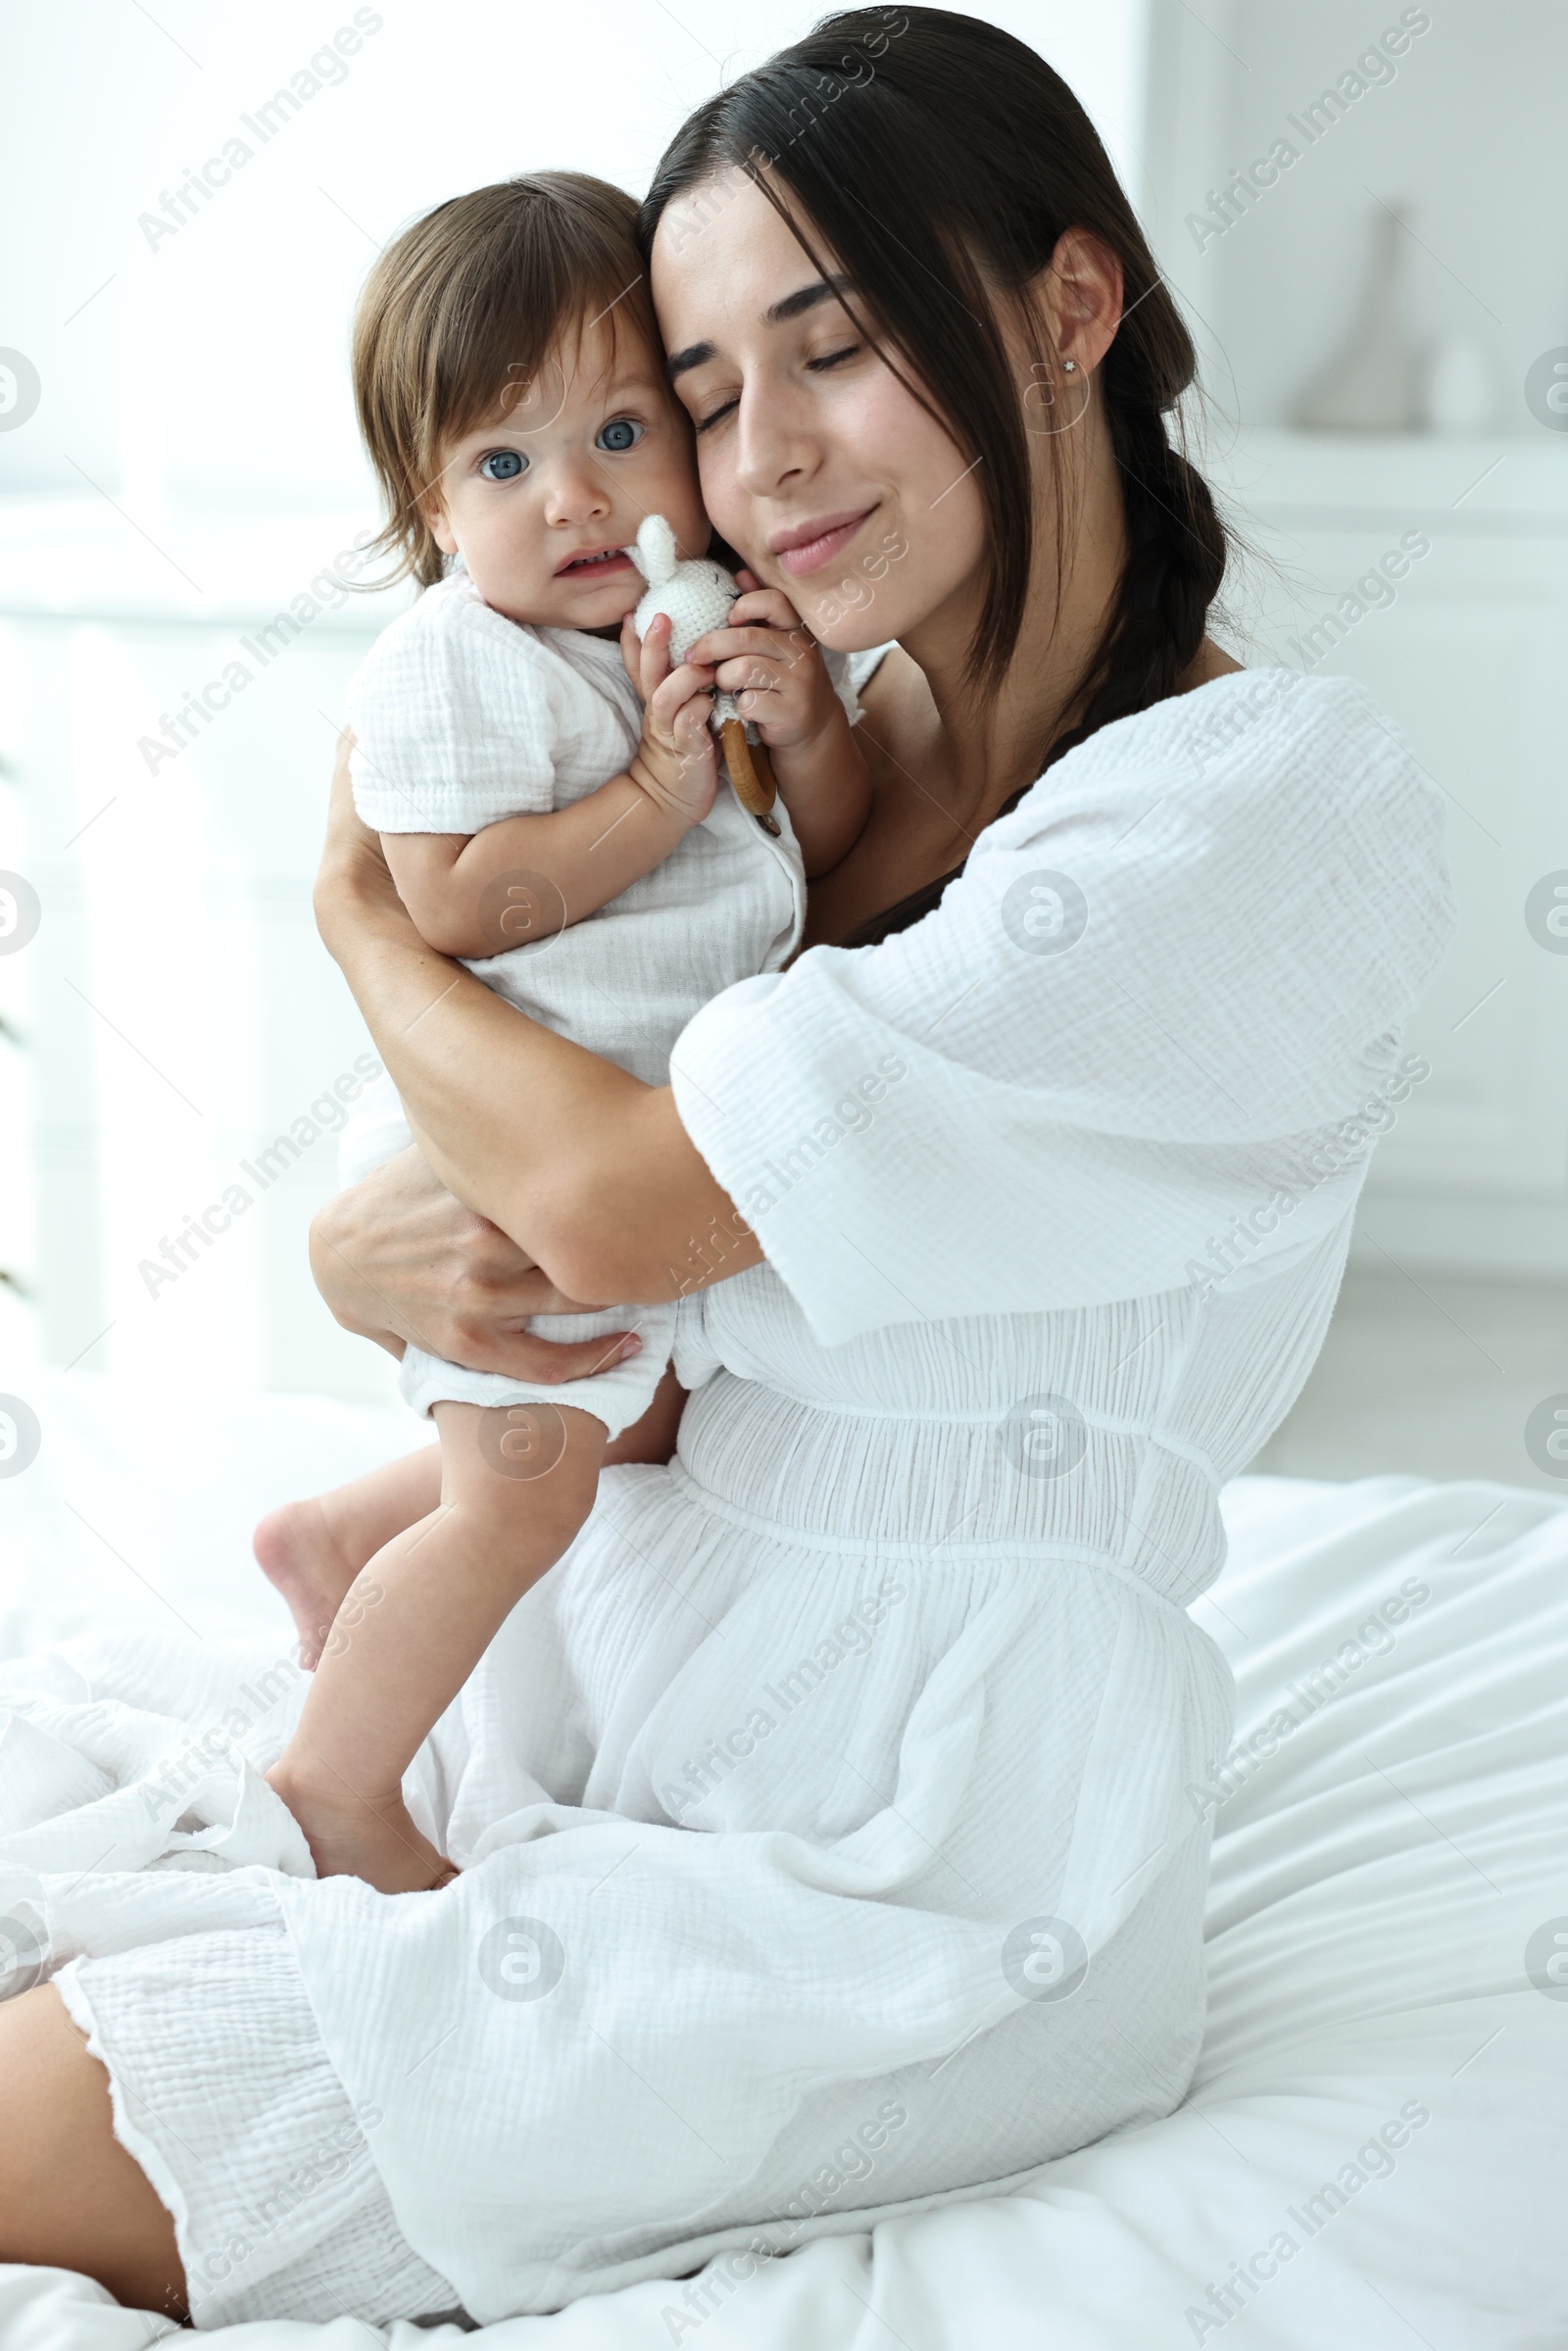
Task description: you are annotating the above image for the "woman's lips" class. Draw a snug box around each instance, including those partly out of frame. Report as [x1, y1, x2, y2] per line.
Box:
[772, 509, 876, 578]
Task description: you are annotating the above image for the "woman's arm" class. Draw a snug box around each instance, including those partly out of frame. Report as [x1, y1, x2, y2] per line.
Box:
[316, 733, 762, 1307]
[309, 1144, 660, 1379]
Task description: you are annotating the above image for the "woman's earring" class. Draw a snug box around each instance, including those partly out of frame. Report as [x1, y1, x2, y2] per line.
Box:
[1023, 356, 1086, 433]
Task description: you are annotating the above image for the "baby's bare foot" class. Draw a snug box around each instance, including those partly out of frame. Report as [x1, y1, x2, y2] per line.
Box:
[254, 1498, 359, 1669]
[267, 1764, 458, 1895]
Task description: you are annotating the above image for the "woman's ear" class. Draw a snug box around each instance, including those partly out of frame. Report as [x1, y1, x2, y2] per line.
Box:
[1036, 228, 1124, 377]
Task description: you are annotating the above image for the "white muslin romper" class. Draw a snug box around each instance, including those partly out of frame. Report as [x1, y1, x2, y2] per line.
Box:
[342, 567, 860, 1438]
[1, 667, 1453, 2329]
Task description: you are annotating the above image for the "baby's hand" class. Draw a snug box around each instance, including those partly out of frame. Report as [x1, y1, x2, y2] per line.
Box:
[622, 610, 718, 825]
[685, 574, 842, 758]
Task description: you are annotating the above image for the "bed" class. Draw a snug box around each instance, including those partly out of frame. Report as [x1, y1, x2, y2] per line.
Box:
[2, 1368, 1564, 2347]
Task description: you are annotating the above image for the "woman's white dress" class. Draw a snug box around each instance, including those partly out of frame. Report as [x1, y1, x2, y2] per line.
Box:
[0, 667, 1452, 2328]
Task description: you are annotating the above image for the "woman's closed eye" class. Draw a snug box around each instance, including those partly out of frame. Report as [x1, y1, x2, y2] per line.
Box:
[478, 449, 527, 481]
[595, 416, 645, 453]
[695, 342, 865, 434]
[807, 341, 863, 374]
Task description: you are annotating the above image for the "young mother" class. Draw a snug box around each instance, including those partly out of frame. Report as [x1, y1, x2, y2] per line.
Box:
[0, 7, 1450, 2327]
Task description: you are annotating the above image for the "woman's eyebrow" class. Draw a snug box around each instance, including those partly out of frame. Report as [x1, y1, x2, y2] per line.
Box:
[665, 339, 716, 384]
[764, 273, 853, 326]
[665, 274, 854, 381]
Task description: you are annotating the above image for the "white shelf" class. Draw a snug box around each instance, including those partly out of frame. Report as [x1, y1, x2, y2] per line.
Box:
[1212, 427, 1568, 530]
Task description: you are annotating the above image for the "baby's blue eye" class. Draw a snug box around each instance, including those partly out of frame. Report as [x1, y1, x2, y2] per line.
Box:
[479, 450, 525, 481]
[596, 417, 642, 453]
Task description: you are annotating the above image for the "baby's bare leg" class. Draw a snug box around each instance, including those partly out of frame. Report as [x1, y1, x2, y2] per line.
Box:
[256, 1365, 680, 1671]
[255, 1444, 442, 1668]
[267, 1401, 606, 1892]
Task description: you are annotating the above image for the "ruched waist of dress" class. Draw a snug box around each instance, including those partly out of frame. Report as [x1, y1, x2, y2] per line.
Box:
[662, 1456, 1201, 1623]
[665, 1375, 1223, 1613]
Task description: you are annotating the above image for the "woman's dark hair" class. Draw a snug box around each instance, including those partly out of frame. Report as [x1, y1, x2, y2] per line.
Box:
[641, 7, 1230, 941]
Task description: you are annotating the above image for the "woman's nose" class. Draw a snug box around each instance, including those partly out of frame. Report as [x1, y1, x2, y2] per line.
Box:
[732, 384, 812, 502]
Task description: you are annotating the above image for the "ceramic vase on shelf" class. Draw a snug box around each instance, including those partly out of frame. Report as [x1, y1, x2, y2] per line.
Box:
[1292, 204, 1418, 432]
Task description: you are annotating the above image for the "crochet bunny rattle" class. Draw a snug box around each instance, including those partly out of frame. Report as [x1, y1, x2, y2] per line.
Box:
[625, 514, 780, 835]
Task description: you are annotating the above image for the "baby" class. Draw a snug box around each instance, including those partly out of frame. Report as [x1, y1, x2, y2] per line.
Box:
[259, 171, 870, 1891]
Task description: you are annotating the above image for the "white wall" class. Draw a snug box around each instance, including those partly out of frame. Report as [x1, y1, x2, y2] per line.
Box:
[0, 0, 1148, 512]
[0, 2, 1149, 1399]
[1141, 0, 1568, 435]
[1139, 0, 1568, 1288]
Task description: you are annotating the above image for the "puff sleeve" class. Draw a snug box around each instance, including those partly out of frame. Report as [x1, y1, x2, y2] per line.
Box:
[668, 671, 1453, 1347]
[347, 580, 565, 835]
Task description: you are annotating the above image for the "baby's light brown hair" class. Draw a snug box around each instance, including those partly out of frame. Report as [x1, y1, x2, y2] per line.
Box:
[352, 171, 662, 588]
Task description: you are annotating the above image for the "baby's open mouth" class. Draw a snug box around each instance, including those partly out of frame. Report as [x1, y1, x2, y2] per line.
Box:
[558, 548, 633, 576]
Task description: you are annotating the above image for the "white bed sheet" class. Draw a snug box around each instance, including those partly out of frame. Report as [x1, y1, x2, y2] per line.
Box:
[1, 1369, 1564, 2349]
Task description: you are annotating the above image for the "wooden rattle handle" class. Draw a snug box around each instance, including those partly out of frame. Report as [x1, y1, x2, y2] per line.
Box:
[720, 717, 779, 831]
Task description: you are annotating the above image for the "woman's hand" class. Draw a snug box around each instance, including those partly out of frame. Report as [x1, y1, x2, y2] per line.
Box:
[309, 1146, 643, 1381]
[684, 574, 841, 756]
